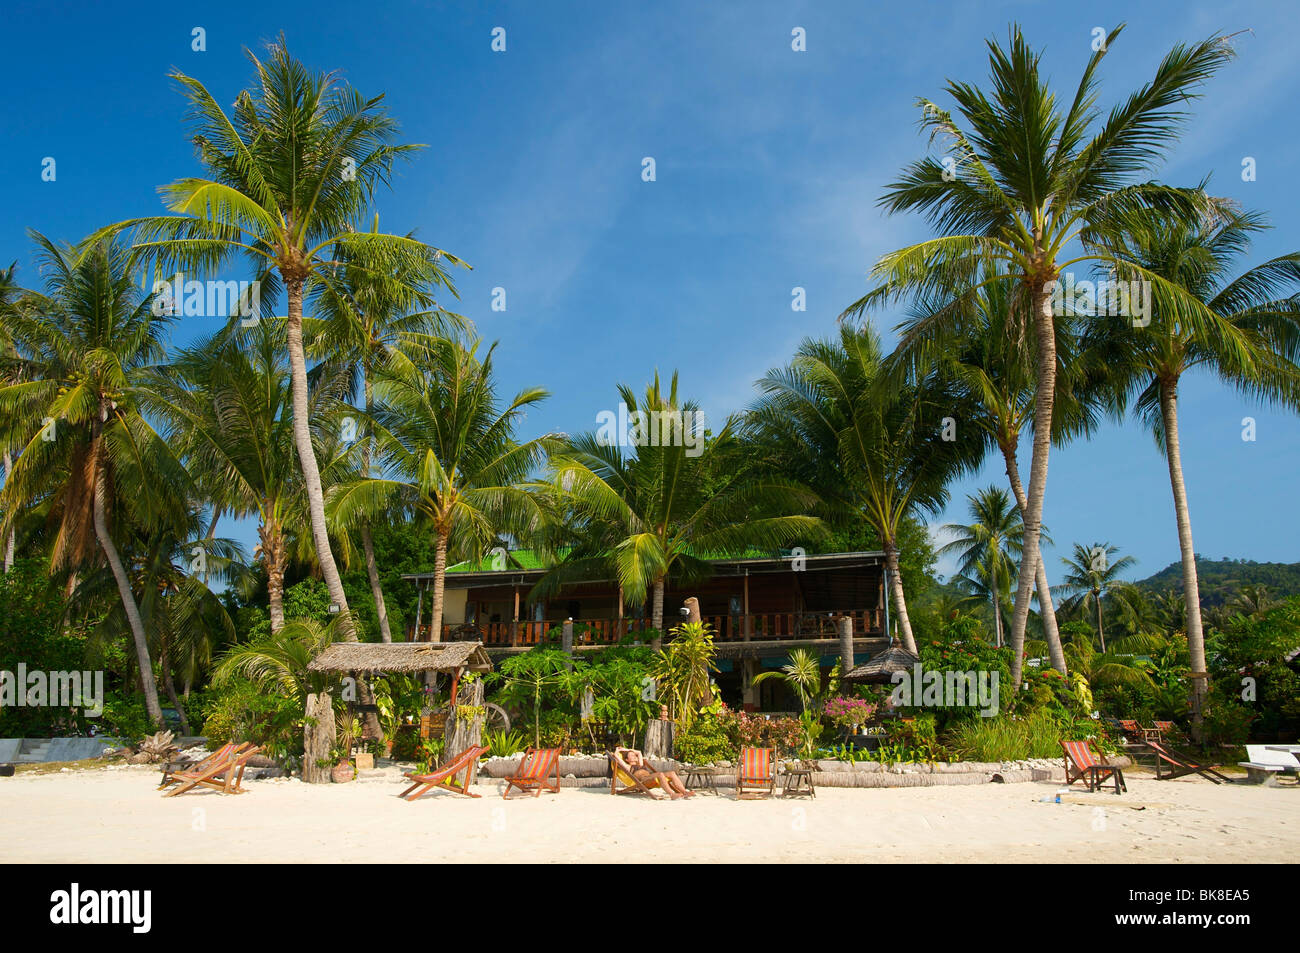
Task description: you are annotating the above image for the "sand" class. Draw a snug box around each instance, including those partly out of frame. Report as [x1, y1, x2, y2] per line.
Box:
[2, 763, 1296, 863]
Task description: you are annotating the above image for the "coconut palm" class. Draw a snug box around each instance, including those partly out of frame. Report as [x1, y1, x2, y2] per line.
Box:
[938, 486, 1034, 648]
[1081, 207, 1300, 731]
[328, 334, 552, 646]
[0, 233, 192, 725]
[309, 221, 466, 641]
[546, 372, 821, 643]
[747, 324, 979, 654]
[101, 37, 463, 639]
[1056, 542, 1137, 652]
[846, 24, 1236, 685]
[0, 263, 32, 573]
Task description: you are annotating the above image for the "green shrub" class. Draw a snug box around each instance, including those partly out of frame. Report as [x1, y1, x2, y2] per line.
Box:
[675, 712, 735, 764]
[944, 710, 1097, 762]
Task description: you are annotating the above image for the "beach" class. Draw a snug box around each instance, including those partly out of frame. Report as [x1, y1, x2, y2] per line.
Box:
[2, 764, 1296, 864]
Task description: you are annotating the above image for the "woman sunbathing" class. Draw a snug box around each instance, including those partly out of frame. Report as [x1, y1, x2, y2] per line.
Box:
[616, 747, 695, 799]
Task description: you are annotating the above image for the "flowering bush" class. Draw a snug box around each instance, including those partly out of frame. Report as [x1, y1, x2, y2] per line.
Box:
[822, 695, 877, 732]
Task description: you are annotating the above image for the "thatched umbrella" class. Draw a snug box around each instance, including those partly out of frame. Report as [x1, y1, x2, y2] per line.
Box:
[842, 644, 920, 684]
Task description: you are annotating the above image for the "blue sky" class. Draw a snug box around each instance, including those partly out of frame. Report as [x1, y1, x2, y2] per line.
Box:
[2, 0, 1297, 583]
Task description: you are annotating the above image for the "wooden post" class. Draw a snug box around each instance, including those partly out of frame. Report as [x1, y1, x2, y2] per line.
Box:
[644, 715, 674, 760]
[743, 571, 751, 641]
[303, 691, 335, 784]
[617, 583, 624, 640]
[683, 596, 701, 624]
[414, 584, 424, 643]
[562, 619, 574, 670]
[512, 585, 520, 647]
[837, 613, 854, 674]
[442, 679, 485, 789]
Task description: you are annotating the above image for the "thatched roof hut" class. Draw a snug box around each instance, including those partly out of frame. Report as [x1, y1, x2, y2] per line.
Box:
[842, 644, 920, 684]
[307, 641, 493, 676]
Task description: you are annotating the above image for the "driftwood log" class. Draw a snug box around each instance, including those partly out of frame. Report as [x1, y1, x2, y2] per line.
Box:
[443, 679, 486, 788]
[303, 691, 336, 784]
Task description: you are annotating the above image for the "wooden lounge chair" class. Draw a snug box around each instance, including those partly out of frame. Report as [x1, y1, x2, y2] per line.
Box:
[736, 747, 776, 799]
[399, 745, 489, 801]
[163, 745, 263, 797]
[158, 742, 251, 790]
[502, 747, 562, 799]
[1061, 740, 1126, 794]
[1145, 740, 1231, 783]
[609, 749, 665, 798]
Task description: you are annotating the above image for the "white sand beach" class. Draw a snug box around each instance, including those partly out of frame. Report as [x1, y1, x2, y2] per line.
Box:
[1, 764, 1296, 864]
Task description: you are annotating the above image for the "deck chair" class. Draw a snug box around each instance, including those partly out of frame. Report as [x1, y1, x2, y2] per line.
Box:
[163, 745, 263, 797]
[158, 742, 252, 790]
[736, 747, 776, 799]
[1145, 740, 1231, 783]
[502, 747, 562, 799]
[399, 745, 489, 801]
[609, 749, 665, 798]
[1061, 740, 1126, 794]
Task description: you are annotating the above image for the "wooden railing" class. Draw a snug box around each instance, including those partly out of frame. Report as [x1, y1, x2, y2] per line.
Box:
[408, 608, 884, 646]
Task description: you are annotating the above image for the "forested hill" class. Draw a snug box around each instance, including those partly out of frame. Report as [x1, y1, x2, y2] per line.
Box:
[1134, 558, 1300, 606]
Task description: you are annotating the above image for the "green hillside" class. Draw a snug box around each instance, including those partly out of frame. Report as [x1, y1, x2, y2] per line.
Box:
[1134, 557, 1300, 607]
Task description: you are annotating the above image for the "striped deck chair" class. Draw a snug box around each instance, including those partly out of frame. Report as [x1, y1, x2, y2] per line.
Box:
[1151, 721, 1175, 742]
[400, 745, 489, 800]
[1145, 740, 1230, 784]
[157, 742, 247, 790]
[736, 747, 776, 799]
[502, 747, 562, 799]
[1061, 740, 1126, 794]
[163, 745, 263, 797]
[609, 749, 664, 798]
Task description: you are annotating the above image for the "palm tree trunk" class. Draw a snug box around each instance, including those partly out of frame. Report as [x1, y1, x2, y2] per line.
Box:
[1007, 280, 1057, 687]
[1159, 377, 1207, 737]
[1094, 592, 1106, 653]
[650, 576, 665, 650]
[361, 524, 392, 643]
[3, 448, 14, 573]
[991, 588, 1004, 647]
[284, 275, 353, 638]
[159, 645, 192, 735]
[428, 529, 448, 643]
[261, 517, 287, 633]
[91, 424, 163, 727]
[1002, 442, 1067, 674]
[884, 541, 917, 654]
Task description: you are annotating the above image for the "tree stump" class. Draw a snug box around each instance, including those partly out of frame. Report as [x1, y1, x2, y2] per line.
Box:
[443, 680, 486, 790]
[303, 691, 336, 784]
[644, 718, 674, 760]
[837, 613, 855, 674]
[683, 596, 701, 624]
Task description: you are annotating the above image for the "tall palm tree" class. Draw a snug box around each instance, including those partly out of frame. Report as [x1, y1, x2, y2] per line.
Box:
[1056, 542, 1136, 652]
[0, 263, 32, 573]
[938, 486, 1029, 648]
[310, 220, 466, 641]
[546, 372, 821, 643]
[1082, 207, 1300, 731]
[0, 234, 192, 725]
[845, 23, 1236, 685]
[102, 37, 463, 639]
[328, 335, 552, 645]
[747, 324, 978, 654]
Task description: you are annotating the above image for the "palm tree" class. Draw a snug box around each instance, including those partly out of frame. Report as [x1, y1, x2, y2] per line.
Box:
[545, 372, 821, 643]
[103, 37, 463, 639]
[747, 324, 978, 654]
[938, 486, 1032, 648]
[0, 234, 192, 725]
[1082, 207, 1300, 731]
[309, 220, 466, 641]
[845, 23, 1236, 685]
[328, 334, 551, 645]
[1056, 542, 1137, 652]
[0, 263, 32, 573]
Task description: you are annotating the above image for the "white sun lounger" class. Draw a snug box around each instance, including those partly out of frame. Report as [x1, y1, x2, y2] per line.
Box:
[1238, 745, 1300, 784]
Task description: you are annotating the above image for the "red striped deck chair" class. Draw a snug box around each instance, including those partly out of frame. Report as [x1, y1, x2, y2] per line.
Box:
[1061, 740, 1126, 793]
[163, 745, 263, 797]
[157, 741, 248, 790]
[1151, 721, 1175, 742]
[502, 747, 562, 799]
[736, 747, 776, 799]
[609, 749, 665, 798]
[399, 745, 489, 801]
[1144, 740, 1230, 784]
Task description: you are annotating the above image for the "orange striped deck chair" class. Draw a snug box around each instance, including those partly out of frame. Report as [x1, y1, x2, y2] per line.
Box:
[163, 745, 263, 797]
[157, 741, 249, 790]
[502, 747, 562, 799]
[1061, 740, 1125, 794]
[609, 749, 664, 798]
[399, 745, 489, 801]
[1144, 740, 1229, 784]
[736, 747, 776, 799]
[1151, 721, 1175, 742]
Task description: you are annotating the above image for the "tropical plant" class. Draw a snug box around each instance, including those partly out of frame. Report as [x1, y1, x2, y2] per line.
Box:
[938, 486, 1033, 648]
[648, 620, 719, 731]
[1056, 542, 1137, 652]
[848, 23, 1236, 685]
[490, 649, 572, 749]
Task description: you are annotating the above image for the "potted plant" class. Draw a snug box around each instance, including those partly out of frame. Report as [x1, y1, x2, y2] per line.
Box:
[331, 714, 359, 783]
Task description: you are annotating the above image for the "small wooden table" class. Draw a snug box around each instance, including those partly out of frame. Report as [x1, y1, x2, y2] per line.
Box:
[782, 762, 817, 798]
[1087, 764, 1126, 794]
[683, 765, 721, 795]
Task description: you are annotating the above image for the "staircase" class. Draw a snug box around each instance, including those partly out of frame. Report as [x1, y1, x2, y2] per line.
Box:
[16, 739, 52, 763]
